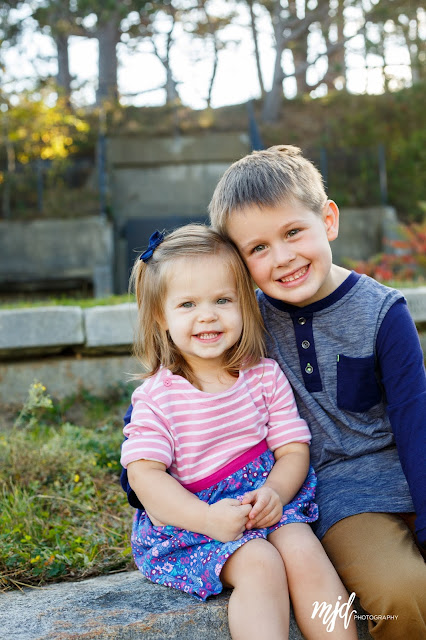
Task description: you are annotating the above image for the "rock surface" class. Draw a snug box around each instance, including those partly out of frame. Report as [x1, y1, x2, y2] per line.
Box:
[1, 571, 371, 640]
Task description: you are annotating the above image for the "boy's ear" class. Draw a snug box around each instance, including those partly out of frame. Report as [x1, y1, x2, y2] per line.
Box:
[322, 200, 339, 242]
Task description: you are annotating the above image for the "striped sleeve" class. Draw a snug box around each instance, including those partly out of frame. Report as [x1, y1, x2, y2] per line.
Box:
[265, 360, 312, 449]
[120, 390, 174, 469]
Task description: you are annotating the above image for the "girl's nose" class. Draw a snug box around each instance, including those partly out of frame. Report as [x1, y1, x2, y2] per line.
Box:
[197, 305, 218, 321]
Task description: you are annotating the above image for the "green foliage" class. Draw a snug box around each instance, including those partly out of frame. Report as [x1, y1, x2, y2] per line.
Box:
[0, 382, 135, 591]
[1, 92, 91, 164]
[261, 85, 426, 221]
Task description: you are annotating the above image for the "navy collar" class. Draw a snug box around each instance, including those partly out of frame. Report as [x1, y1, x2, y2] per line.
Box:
[264, 270, 361, 315]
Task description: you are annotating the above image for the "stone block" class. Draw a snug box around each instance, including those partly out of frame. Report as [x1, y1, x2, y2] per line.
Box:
[109, 133, 250, 167]
[83, 303, 137, 348]
[400, 287, 426, 322]
[0, 217, 113, 287]
[0, 307, 83, 356]
[0, 571, 370, 640]
[0, 354, 140, 404]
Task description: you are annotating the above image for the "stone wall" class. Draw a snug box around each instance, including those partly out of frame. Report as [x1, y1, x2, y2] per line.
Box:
[1, 289, 425, 404]
[108, 132, 251, 291]
[0, 134, 408, 297]
[0, 217, 114, 299]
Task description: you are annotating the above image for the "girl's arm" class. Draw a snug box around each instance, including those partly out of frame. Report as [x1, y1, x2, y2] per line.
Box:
[127, 459, 252, 542]
[242, 442, 310, 529]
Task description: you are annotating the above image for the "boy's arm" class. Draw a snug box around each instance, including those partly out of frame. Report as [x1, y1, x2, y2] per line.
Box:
[120, 403, 144, 509]
[377, 299, 426, 547]
[127, 460, 251, 542]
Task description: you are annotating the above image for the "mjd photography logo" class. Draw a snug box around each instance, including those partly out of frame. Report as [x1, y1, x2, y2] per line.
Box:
[311, 592, 398, 632]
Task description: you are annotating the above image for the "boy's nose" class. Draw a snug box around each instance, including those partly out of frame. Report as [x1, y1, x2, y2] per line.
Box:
[272, 243, 296, 267]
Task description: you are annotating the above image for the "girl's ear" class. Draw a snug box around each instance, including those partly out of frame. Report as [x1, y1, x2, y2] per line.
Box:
[322, 200, 339, 242]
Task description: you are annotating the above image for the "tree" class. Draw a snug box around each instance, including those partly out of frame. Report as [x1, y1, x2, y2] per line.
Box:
[0, 0, 152, 105]
[183, 0, 237, 107]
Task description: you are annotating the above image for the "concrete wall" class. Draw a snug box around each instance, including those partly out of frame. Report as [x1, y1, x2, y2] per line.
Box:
[108, 132, 251, 291]
[0, 217, 114, 298]
[332, 206, 400, 264]
[109, 133, 250, 220]
[0, 135, 407, 297]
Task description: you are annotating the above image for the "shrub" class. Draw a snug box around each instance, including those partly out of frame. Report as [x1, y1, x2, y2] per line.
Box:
[349, 220, 426, 283]
[0, 382, 135, 591]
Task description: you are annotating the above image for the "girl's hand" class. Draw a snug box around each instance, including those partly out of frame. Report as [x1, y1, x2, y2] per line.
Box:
[241, 486, 283, 530]
[205, 499, 252, 542]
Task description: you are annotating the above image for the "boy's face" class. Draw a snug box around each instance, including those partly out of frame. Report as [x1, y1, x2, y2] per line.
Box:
[226, 200, 339, 307]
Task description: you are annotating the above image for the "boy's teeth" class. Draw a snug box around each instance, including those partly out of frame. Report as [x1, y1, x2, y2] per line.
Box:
[281, 266, 308, 282]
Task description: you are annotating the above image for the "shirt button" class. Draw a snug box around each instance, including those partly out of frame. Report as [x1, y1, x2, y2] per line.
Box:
[305, 363, 314, 374]
[302, 340, 310, 349]
[298, 317, 307, 325]
[163, 378, 172, 387]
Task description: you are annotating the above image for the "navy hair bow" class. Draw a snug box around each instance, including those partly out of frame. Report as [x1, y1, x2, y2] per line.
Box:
[139, 230, 164, 262]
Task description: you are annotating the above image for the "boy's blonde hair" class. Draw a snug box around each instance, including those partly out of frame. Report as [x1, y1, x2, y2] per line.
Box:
[130, 224, 265, 385]
[209, 145, 328, 234]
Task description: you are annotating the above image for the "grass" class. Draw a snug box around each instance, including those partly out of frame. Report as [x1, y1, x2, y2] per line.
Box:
[1, 278, 425, 311]
[0, 382, 137, 592]
[0, 294, 134, 310]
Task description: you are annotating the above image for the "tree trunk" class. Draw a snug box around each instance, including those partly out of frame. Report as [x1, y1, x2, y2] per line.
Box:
[96, 17, 120, 104]
[291, 33, 309, 95]
[55, 32, 72, 102]
[261, 1, 285, 123]
[206, 41, 219, 108]
[323, 0, 346, 91]
[247, 0, 265, 98]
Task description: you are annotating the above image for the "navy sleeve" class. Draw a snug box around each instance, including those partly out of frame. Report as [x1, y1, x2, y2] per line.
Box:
[376, 299, 426, 547]
[120, 403, 144, 510]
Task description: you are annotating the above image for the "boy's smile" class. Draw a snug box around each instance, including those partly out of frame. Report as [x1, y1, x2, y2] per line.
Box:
[227, 200, 342, 307]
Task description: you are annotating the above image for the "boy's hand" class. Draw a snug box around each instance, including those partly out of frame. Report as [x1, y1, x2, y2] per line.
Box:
[204, 499, 252, 542]
[241, 487, 283, 530]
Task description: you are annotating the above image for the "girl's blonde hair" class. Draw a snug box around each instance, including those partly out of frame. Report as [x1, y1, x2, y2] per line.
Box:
[130, 224, 265, 385]
[209, 145, 328, 235]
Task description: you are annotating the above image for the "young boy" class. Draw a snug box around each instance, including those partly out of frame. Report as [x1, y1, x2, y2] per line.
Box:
[207, 144, 426, 639]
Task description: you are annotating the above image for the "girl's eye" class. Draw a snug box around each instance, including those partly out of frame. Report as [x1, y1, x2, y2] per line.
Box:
[252, 244, 266, 254]
[287, 228, 300, 238]
[181, 302, 194, 308]
[217, 298, 230, 305]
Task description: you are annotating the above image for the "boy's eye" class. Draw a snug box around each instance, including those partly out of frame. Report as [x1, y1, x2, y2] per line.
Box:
[287, 228, 300, 238]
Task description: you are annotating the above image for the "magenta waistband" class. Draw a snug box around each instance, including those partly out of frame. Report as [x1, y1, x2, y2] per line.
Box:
[181, 439, 268, 494]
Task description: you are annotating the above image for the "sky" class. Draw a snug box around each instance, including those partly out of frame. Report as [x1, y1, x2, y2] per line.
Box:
[1, 1, 417, 110]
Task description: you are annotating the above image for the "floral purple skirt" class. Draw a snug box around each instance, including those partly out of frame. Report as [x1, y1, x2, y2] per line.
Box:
[131, 449, 318, 601]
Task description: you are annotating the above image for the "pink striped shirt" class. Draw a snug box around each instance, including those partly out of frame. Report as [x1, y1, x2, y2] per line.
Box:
[121, 358, 311, 488]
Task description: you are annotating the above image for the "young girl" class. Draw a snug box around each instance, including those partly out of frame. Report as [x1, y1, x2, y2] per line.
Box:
[121, 224, 357, 640]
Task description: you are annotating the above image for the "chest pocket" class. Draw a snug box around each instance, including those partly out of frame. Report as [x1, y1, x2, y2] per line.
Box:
[337, 354, 382, 413]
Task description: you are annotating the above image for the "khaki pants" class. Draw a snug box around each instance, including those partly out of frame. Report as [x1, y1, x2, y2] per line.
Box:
[322, 512, 426, 640]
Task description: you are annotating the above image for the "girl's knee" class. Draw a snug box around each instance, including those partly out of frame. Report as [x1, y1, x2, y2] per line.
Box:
[221, 539, 286, 589]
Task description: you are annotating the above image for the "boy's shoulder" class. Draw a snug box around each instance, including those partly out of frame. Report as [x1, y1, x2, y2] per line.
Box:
[255, 273, 404, 316]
